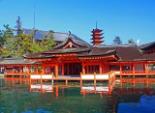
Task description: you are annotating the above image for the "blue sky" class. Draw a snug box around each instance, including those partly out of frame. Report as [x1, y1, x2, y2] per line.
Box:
[0, 0, 155, 44]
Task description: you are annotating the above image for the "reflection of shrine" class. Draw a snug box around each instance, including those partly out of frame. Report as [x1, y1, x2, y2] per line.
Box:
[113, 88, 155, 95]
[30, 84, 53, 92]
[80, 86, 112, 95]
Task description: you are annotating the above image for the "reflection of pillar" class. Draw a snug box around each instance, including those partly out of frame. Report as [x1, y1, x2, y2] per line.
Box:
[55, 86, 59, 97]
[80, 72, 82, 87]
[146, 74, 149, 88]
[120, 64, 123, 88]
[65, 79, 68, 86]
[94, 72, 96, 86]
[29, 74, 32, 92]
[145, 63, 149, 87]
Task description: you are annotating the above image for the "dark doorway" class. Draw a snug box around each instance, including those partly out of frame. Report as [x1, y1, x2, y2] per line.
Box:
[64, 63, 82, 76]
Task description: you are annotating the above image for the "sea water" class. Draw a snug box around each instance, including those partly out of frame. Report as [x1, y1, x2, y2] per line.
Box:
[0, 79, 155, 113]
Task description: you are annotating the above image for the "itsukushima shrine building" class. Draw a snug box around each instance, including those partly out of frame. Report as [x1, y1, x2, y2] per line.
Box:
[1, 27, 155, 94]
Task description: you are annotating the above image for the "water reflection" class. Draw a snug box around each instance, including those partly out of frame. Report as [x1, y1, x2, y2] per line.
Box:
[1, 78, 155, 113]
[118, 95, 155, 113]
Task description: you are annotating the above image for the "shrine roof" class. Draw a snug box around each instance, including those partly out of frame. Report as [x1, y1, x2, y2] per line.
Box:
[0, 58, 38, 65]
[93, 44, 146, 61]
[23, 30, 155, 62]
[139, 41, 155, 50]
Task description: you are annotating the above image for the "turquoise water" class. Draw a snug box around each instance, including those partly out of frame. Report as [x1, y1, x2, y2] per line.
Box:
[0, 78, 155, 113]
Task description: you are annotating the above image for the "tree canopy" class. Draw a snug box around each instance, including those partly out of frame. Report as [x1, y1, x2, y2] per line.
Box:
[113, 36, 122, 45]
[0, 25, 55, 58]
[128, 38, 136, 45]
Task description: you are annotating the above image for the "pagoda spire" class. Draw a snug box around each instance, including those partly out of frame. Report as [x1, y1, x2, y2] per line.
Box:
[91, 25, 104, 46]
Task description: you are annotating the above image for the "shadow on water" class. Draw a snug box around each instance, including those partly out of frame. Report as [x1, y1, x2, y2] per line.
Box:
[0, 78, 155, 113]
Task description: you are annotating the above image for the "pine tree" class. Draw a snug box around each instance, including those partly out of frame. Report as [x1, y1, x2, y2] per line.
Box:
[128, 38, 136, 45]
[15, 16, 23, 35]
[113, 36, 122, 45]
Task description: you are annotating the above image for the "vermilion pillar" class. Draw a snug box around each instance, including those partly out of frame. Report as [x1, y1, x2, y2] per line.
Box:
[62, 64, 64, 76]
[99, 64, 102, 74]
[55, 64, 59, 78]
[82, 63, 85, 74]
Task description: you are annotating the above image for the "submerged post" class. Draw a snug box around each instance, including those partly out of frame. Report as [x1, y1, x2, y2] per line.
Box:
[80, 72, 83, 87]
[94, 72, 96, 86]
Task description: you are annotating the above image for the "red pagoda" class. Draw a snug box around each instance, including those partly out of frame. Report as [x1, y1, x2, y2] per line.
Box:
[91, 27, 103, 46]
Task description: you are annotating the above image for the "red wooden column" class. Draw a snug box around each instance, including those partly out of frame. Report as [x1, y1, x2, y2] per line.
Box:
[132, 63, 136, 87]
[144, 63, 148, 73]
[132, 63, 135, 74]
[42, 64, 45, 74]
[19, 65, 22, 84]
[35, 65, 38, 74]
[120, 63, 123, 88]
[82, 63, 86, 74]
[55, 64, 59, 78]
[144, 63, 149, 87]
[62, 63, 64, 76]
[99, 63, 102, 74]
[27, 65, 31, 85]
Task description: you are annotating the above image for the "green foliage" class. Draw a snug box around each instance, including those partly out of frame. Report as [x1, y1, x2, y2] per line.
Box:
[0, 25, 55, 57]
[0, 25, 15, 57]
[128, 38, 136, 45]
[0, 30, 4, 47]
[40, 31, 55, 51]
[113, 36, 122, 45]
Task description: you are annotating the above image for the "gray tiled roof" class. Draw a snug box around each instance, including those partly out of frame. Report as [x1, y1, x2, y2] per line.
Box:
[139, 41, 155, 50]
[23, 29, 90, 44]
[0, 58, 38, 65]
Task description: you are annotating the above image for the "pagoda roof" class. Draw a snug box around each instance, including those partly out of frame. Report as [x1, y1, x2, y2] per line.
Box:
[92, 28, 102, 32]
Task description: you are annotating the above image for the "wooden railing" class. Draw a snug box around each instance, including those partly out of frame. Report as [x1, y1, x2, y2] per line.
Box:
[80, 73, 110, 80]
[121, 70, 155, 75]
[30, 74, 53, 80]
[4, 71, 30, 75]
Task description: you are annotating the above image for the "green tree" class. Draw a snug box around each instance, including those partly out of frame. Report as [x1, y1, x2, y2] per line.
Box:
[15, 16, 23, 35]
[0, 25, 55, 57]
[14, 34, 32, 56]
[0, 30, 4, 47]
[40, 31, 55, 51]
[113, 36, 122, 45]
[1, 25, 15, 57]
[128, 38, 136, 45]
